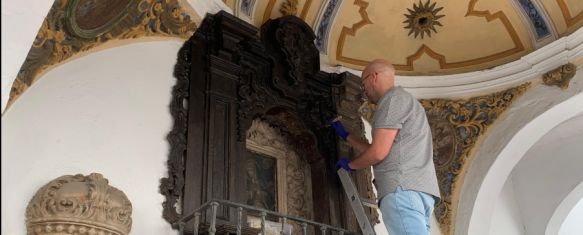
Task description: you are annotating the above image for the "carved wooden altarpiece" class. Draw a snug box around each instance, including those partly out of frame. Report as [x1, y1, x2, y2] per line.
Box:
[160, 11, 375, 234]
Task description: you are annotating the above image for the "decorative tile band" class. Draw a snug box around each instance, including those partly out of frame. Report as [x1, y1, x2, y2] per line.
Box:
[241, 0, 256, 17]
[517, 0, 550, 39]
[314, 0, 342, 53]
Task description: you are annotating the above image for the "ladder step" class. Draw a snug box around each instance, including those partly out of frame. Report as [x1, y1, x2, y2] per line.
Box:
[360, 198, 378, 209]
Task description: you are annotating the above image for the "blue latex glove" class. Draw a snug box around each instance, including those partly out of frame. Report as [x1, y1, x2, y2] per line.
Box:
[336, 158, 353, 172]
[331, 120, 349, 141]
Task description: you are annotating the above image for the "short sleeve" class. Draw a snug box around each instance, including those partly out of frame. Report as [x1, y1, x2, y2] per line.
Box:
[372, 95, 408, 129]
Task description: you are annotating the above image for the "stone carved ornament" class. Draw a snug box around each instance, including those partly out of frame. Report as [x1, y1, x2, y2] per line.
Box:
[543, 63, 577, 90]
[26, 173, 132, 235]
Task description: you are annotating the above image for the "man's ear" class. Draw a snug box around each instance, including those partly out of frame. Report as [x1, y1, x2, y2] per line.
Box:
[371, 71, 378, 83]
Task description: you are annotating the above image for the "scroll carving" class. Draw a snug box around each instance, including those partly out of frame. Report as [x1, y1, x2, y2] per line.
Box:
[262, 16, 320, 100]
[543, 63, 576, 90]
[162, 11, 375, 232]
[7, 0, 197, 111]
[159, 35, 193, 225]
[280, 0, 299, 16]
[26, 173, 132, 235]
[420, 83, 531, 235]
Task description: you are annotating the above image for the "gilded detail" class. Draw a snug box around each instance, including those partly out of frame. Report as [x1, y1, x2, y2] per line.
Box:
[420, 82, 530, 235]
[543, 63, 576, 90]
[66, 0, 135, 38]
[359, 101, 375, 122]
[403, 0, 445, 39]
[280, 0, 299, 16]
[7, 0, 197, 110]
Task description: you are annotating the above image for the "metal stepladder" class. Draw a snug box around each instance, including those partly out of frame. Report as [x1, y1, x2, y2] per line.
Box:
[337, 169, 377, 235]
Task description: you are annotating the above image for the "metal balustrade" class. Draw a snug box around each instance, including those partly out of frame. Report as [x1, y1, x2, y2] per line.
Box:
[174, 199, 358, 235]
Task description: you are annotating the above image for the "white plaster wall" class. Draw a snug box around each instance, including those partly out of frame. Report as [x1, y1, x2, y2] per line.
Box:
[559, 197, 583, 235]
[1, 0, 54, 112]
[457, 67, 583, 235]
[511, 113, 583, 235]
[1, 41, 183, 235]
[490, 178, 525, 235]
[185, 0, 231, 19]
[548, 182, 583, 235]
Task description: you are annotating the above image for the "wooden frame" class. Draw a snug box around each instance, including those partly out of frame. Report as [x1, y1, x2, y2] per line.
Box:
[159, 11, 375, 234]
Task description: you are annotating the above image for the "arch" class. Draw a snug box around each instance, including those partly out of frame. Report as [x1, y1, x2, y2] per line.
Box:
[546, 182, 583, 235]
[258, 106, 323, 164]
[1, 0, 54, 112]
[461, 90, 583, 235]
[245, 117, 316, 232]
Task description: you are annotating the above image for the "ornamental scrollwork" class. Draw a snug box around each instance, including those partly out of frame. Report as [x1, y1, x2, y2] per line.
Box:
[7, 0, 197, 110]
[543, 63, 576, 90]
[280, 0, 299, 16]
[420, 82, 531, 234]
[159, 35, 194, 226]
[26, 173, 132, 235]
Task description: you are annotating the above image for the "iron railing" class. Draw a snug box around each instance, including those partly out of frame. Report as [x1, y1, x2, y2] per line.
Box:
[174, 199, 358, 235]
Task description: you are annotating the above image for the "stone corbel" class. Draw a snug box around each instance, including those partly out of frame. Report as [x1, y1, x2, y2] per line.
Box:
[542, 63, 576, 90]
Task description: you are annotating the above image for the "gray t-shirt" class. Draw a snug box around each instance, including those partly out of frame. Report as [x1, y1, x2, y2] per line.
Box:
[371, 86, 441, 200]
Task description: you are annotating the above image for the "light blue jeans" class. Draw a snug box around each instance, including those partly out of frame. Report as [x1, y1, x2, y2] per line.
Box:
[379, 186, 435, 235]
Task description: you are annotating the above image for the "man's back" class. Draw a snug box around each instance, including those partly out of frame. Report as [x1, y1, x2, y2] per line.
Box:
[371, 86, 440, 199]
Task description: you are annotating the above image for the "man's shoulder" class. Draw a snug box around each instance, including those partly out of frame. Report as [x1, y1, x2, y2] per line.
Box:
[394, 86, 413, 96]
[389, 87, 416, 104]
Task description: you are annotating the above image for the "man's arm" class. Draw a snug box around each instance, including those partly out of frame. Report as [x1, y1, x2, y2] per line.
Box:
[346, 135, 370, 153]
[348, 128, 398, 170]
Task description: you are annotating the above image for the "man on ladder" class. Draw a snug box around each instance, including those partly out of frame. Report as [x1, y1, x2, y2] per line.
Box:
[331, 59, 441, 235]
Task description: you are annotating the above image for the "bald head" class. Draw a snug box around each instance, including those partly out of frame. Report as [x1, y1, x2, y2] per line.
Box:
[363, 59, 395, 80]
[361, 59, 396, 103]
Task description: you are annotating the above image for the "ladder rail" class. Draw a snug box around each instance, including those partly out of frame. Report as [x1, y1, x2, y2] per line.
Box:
[337, 169, 377, 235]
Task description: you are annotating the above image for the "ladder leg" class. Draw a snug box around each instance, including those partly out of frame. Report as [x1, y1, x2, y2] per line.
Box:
[337, 169, 376, 235]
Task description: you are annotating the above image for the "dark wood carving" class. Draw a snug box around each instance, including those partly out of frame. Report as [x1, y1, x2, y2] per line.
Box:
[159, 31, 192, 224]
[335, 73, 380, 228]
[160, 11, 373, 234]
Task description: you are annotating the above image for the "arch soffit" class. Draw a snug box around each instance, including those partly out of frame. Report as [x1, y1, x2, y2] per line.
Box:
[460, 88, 583, 235]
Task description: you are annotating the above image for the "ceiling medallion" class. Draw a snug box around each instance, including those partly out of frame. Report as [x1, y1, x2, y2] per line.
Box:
[66, 0, 135, 39]
[403, 0, 445, 39]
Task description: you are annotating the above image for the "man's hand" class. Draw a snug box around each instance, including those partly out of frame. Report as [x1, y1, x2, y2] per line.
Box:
[335, 158, 353, 172]
[331, 120, 349, 141]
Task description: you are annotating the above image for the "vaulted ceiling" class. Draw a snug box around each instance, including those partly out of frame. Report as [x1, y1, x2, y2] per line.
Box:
[2, 0, 582, 112]
[2, 1, 583, 234]
[223, 0, 582, 75]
